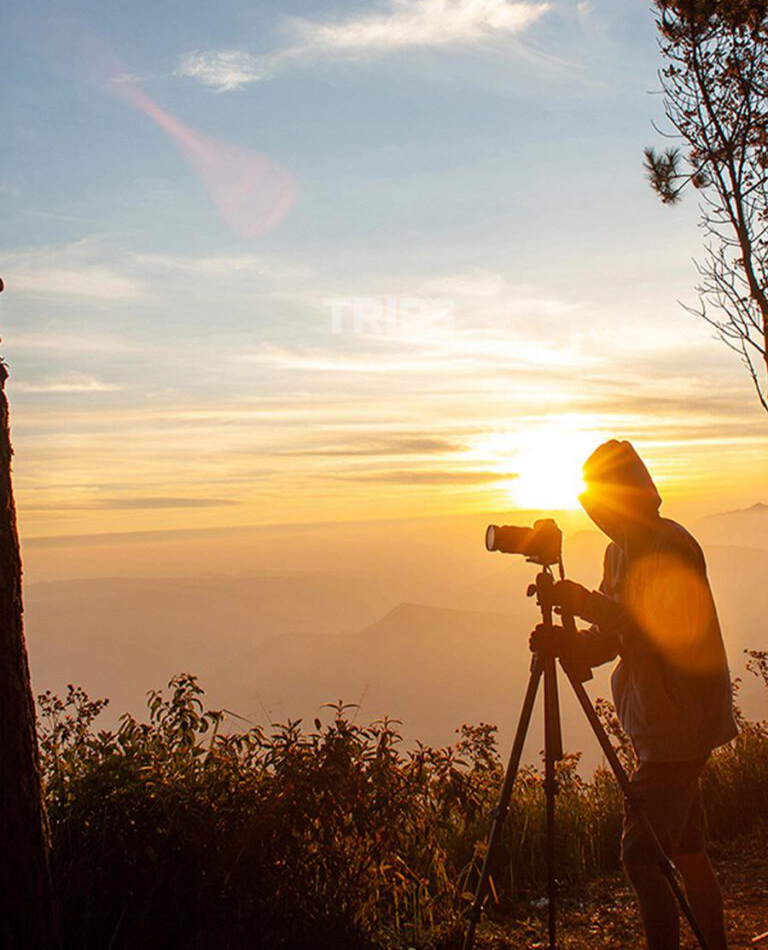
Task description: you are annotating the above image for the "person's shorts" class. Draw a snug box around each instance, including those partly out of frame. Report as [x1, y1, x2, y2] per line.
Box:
[621, 757, 708, 867]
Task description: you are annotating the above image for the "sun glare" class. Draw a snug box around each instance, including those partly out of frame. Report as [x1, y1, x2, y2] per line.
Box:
[476, 423, 600, 510]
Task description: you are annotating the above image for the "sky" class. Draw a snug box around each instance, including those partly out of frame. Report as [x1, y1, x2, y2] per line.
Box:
[2, 0, 767, 544]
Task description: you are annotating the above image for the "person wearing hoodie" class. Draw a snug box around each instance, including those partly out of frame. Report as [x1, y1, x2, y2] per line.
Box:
[547, 440, 736, 950]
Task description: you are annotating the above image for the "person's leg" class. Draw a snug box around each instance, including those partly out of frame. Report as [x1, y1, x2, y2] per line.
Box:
[675, 849, 728, 950]
[673, 773, 728, 949]
[621, 759, 705, 950]
[622, 848, 681, 950]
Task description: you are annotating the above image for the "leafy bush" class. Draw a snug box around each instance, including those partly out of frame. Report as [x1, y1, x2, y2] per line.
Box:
[702, 650, 768, 842]
[38, 653, 768, 950]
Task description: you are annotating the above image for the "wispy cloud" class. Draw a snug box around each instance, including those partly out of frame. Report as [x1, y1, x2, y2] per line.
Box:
[13, 372, 121, 394]
[132, 251, 310, 282]
[289, 0, 549, 52]
[3, 241, 142, 300]
[6, 330, 135, 355]
[279, 435, 466, 457]
[178, 0, 551, 91]
[241, 325, 587, 377]
[177, 51, 277, 93]
[329, 468, 518, 485]
[27, 496, 240, 511]
[9, 266, 140, 300]
[243, 345, 450, 375]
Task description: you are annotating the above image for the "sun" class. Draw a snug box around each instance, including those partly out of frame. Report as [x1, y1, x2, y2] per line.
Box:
[514, 428, 591, 509]
[475, 422, 600, 511]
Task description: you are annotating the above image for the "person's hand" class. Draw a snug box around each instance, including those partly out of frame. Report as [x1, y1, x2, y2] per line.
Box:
[549, 579, 591, 618]
[529, 623, 572, 656]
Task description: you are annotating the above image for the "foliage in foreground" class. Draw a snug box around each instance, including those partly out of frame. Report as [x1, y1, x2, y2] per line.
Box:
[38, 653, 768, 950]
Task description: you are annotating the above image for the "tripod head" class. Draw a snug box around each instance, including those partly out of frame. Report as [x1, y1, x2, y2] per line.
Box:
[527, 569, 594, 684]
[482, 520, 592, 681]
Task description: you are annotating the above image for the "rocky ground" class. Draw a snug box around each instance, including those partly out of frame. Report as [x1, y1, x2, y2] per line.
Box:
[474, 828, 767, 949]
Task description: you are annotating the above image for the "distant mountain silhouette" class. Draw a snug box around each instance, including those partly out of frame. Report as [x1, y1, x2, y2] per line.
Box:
[696, 502, 768, 549]
[26, 574, 392, 718]
[216, 601, 525, 725]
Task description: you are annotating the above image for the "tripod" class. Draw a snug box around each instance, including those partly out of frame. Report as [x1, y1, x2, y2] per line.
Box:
[461, 566, 712, 950]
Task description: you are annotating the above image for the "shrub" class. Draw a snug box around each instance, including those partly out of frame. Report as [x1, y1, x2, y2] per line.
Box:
[38, 652, 768, 950]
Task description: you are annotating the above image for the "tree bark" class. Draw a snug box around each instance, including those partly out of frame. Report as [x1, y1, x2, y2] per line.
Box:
[0, 361, 58, 948]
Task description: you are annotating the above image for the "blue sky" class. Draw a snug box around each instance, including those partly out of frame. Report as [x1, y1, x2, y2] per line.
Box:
[2, 0, 766, 539]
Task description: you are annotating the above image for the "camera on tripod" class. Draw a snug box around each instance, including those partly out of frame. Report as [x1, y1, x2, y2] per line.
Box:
[484, 517, 562, 567]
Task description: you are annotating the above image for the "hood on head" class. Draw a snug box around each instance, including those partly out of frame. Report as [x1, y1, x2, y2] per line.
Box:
[578, 440, 661, 543]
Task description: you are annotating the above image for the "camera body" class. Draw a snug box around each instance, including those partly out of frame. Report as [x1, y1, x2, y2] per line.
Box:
[485, 518, 562, 566]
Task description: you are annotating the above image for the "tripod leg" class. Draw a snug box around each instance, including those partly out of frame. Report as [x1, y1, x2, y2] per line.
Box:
[543, 656, 562, 950]
[560, 665, 712, 950]
[461, 657, 544, 950]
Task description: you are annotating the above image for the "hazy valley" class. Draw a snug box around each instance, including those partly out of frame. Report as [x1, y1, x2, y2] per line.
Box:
[24, 505, 768, 773]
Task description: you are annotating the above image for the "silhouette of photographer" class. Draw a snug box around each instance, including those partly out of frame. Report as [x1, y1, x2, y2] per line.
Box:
[547, 440, 736, 950]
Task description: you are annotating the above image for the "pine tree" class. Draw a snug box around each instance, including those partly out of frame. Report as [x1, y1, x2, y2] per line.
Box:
[0, 357, 58, 948]
[646, 0, 768, 410]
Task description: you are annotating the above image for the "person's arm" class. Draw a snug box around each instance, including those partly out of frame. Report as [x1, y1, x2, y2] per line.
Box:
[578, 623, 620, 668]
[551, 546, 633, 665]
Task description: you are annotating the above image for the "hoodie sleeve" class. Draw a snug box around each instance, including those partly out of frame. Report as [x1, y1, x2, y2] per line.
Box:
[579, 624, 621, 667]
[576, 544, 627, 666]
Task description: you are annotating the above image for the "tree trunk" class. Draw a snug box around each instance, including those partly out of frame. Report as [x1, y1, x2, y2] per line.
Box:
[0, 361, 58, 948]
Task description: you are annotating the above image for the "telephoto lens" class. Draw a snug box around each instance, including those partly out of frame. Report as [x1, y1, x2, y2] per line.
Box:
[484, 518, 561, 566]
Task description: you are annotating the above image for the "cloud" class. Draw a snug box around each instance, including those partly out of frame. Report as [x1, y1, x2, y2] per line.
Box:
[3, 241, 142, 300]
[289, 0, 549, 52]
[244, 345, 451, 375]
[27, 496, 240, 511]
[330, 468, 518, 485]
[12, 372, 121, 394]
[280, 436, 466, 457]
[132, 251, 310, 282]
[177, 51, 278, 92]
[241, 324, 587, 378]
[177, 0, 551, 91]
[6, 331, 134, 355]
[9, 266, 141, 300]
